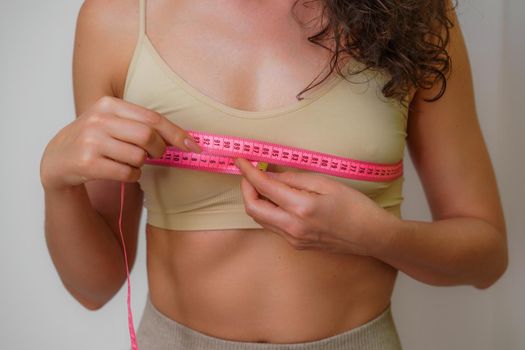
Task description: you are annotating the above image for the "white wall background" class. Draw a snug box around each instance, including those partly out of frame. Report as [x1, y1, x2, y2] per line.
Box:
[0, 0, 523, 349]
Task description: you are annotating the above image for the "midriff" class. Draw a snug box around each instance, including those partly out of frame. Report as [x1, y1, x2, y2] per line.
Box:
[145, 222, 398, 344]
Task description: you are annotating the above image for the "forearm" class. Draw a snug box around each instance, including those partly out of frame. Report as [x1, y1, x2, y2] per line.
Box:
[372, 216, 508, 289]
[43, 184, 126, 309]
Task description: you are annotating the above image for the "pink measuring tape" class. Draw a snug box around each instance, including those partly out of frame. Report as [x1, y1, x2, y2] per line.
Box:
[144, 130, 403, 181]
[117, 130, 403, 349]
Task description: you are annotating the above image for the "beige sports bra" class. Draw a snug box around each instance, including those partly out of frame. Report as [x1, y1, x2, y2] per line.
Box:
[123, 0, 409, 231]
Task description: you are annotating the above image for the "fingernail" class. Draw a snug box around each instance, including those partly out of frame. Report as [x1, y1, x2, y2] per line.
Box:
[184, 137, 202, 153]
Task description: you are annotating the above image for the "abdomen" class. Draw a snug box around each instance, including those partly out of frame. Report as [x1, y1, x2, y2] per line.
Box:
[145, 223, 398, 343]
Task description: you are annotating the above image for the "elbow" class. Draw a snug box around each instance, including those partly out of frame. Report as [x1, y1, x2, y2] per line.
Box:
[72, 288, 111, 311]
[475, 260, 508, 290]
[474, 273, 504, 290]
[474, 235, 509, 290]
[64, 281, 116, 312]
[74, 281, 124, 311]
[80, 298, 106, 311]
[74, 261, 132, 311]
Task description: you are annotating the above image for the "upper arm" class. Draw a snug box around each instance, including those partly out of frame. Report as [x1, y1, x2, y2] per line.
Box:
[406, 2, 506, 235]
[72, 0, 143, 266]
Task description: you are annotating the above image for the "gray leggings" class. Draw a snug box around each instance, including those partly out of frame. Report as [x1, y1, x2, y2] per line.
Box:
[134, 293, 403, 350]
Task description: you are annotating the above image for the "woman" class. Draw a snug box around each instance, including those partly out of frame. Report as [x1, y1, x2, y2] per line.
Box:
[40, 0, 508, 349]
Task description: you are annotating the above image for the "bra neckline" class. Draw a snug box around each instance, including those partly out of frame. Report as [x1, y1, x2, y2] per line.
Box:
[140, 33, 357, 119]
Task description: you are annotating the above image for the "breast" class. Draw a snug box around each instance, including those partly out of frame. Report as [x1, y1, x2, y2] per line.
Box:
[123, 44, 408, 230]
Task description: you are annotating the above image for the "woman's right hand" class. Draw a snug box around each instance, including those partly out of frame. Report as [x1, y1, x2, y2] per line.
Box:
[40, 95, 202, 192]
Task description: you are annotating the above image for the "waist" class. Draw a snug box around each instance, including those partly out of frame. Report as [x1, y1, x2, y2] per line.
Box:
[137, 293, 402, 349]
[145, 223, 398, 343]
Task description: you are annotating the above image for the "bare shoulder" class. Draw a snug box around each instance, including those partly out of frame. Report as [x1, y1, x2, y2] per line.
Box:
[74, 0, 140, 103]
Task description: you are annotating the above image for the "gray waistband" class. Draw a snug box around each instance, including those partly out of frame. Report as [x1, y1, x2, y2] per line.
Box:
[135, 293, 402, 350]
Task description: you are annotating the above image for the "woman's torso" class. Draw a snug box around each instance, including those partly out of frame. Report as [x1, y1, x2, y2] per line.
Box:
[115, 0, 415, 343]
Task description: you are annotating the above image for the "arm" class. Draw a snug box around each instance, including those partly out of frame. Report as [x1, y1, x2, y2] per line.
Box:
[41, 0, 142, 310]
[371, 3, 507, 289]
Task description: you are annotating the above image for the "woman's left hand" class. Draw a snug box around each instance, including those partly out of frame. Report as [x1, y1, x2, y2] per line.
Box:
[234, 157, 402, 256]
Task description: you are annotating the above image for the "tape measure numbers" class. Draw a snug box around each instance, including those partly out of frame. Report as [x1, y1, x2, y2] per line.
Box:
[144, 130, 403, 182]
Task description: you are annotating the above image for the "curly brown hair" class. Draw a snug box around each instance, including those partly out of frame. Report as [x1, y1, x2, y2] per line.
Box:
[293, 0, 457, 108]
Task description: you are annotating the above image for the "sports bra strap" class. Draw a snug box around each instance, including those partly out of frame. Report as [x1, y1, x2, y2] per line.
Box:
[138, 0, 146, 38]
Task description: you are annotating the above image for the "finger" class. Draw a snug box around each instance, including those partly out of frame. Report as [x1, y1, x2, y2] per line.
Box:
[235, 157, 309, 211]
[240, 176, 309, 248]
[96, 112, 167, 158]
[102, 137, 148, 168]
[95, 96, 201, 153]
[240, 176, 297, 230]
[267, 171, 333, 195]
[86, 157, 142, 183]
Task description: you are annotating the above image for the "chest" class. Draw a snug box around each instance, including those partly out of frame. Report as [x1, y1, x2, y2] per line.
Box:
[125, 39, 408, 205]
[144, 0, 337, 112]
[123, 2, 410, 219]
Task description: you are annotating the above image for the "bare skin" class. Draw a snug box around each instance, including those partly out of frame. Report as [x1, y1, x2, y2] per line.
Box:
[41, 0, 506, 345]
